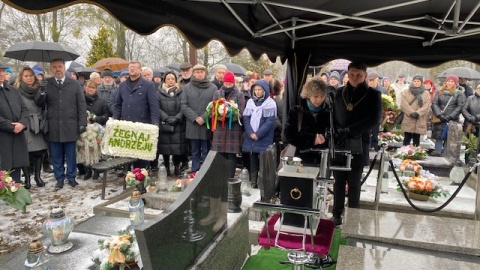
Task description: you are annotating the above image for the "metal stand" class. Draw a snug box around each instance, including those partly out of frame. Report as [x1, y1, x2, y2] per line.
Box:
[374, 143, 388, 211]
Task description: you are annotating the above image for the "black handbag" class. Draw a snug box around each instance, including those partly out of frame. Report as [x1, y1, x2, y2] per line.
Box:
[159, 122, 174, 133]
[331, 136, 363, 164]
[394, 96, 417, 125]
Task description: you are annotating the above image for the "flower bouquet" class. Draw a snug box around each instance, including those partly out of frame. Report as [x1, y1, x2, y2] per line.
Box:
[0, 170, 32, 212]
[77, 123, 104, 166]
[393, 145, 427, 160]
[125, 168, 151, 191]
[92, 229, 140, 270]
[205, 98, 240, 131]
[381, 94, 395, 110]
[397, 175, 450, 199]
[378, 132, 404, 143]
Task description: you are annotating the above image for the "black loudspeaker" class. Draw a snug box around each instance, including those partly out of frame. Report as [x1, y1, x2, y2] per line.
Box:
[279, 176, 314, 227]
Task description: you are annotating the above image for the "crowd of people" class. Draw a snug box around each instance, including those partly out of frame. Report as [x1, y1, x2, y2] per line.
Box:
[1, 57, 477, 227]
[0, 59, 283, 193]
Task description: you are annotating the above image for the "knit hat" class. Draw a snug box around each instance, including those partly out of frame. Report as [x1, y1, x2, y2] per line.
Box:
[223, 71, 235, 83]
[329, 71, 340, 81]
[101, 68, 114, 78]
[213, 64, 227, 73]
[192, 64, 206, 72]
[446, 74, 459, 85]
[5, 68, 12, 74]
[412, 74, 423, 82]
[398, 73, 406, 78]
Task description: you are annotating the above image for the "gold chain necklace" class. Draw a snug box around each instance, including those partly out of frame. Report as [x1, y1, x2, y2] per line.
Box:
[342, 86, 369, 111]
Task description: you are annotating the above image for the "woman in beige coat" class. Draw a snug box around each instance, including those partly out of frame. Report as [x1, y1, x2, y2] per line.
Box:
[400, 75, 431, 146]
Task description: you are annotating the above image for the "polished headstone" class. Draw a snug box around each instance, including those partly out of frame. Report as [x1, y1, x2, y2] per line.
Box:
[446, 121, 463, 163]
[259, 144, 277, 202]
[135, 151, 230, 270]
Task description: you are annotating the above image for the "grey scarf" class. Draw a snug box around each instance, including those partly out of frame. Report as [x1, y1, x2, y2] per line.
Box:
[409, 85, 425, 107]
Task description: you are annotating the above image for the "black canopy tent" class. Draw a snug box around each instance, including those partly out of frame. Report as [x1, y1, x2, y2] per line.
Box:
[6, 0, 480, 109]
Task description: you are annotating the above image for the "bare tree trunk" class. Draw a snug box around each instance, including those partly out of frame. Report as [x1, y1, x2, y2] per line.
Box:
[36, 14, 46, 41]
[0, 3, 6, 21]
[202, 47, 208, 67]
[182, 40, 189, 63]
[114, 21, 126, 59]
[51, 10, 60, 42]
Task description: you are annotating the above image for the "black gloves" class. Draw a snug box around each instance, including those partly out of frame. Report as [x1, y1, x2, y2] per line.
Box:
[165, 117, 178, 126]
[410, 112, 419, 119]
[439, 115, 449, 122]
[39, 80, 48, 88]
[78, 126, 86, 134]
[89, 117, 95, 124]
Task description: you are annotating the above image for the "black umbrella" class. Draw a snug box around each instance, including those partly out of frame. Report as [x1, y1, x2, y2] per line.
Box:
[68, 61, 84, 70]
[437, 67, 480, 80]
[4, 41, 80, 62]
[166, 63, 181, 72]
[224, 63, 246, 76]
[70, 67, 99, 78]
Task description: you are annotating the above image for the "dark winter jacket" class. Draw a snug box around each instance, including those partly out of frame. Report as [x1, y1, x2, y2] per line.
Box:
[85, 93, 110, 126]
[0, 82, 30, 170]
[97, 82, 117, 115]
[333, 82, 382, 166]
[157, 85, 188, 156]
[462, 92, 480, 124]
[284, 99, 330, 164]
[113, 77, 160, 125]
[44, 76, 87, 142]
[431, 86, 466, 140]
[17, 82, 48, 152]
[242, 80, 276, 153]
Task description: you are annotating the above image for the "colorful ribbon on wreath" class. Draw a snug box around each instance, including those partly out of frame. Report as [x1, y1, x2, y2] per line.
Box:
[206, 98, 235, 131]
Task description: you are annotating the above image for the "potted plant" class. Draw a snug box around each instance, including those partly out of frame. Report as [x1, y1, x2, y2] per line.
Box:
[461, 133, 479, 166]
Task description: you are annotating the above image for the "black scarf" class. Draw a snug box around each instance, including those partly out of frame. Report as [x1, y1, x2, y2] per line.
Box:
[85, 92, 98, 104]
[191, 76, 211, 89]
[18, 82, 38, 100]
[409, 85, 425, 107]
[222, 86, 235, 98]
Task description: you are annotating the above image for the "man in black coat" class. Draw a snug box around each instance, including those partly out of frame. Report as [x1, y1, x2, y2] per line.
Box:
[0, 62, 29, 183]
[44, 59, 87, 189]
[331, 61, 382, 226]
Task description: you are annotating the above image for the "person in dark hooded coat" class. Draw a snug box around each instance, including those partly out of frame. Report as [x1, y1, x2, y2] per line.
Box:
[0, 62, 30, 183]
[242, 79, 276, 188]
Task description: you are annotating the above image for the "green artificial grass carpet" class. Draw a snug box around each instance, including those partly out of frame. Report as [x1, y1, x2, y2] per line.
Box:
[242, 228, 348, 270]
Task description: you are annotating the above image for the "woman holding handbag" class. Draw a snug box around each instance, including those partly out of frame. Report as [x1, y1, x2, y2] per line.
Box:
[157, 71, 188, 176]
[400, 75, 431, 146]
[431, 75, 466, 156]
[14, 66, 48, 188]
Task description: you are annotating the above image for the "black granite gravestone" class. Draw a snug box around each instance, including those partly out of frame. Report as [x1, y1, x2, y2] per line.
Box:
[259, 144, 277, 202]
[135, 151, 228, 270]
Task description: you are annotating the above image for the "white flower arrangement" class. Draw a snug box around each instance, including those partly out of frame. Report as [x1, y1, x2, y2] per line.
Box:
[101, 119, 159, 160]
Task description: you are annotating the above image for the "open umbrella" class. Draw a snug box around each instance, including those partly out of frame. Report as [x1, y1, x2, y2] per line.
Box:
[93, 57, 129, 71]
[166, 63, 181, 72]
[70, 67, 99, 78]
[437, 67, 480, 80]
[224, 63, 246, 76]
[328, 59, 351, 72]
[4, 41, 79, 62]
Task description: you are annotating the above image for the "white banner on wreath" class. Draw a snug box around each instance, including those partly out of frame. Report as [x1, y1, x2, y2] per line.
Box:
[101, 119, 159, 161]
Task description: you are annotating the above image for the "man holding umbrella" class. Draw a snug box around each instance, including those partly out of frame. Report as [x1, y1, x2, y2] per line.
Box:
[44, 58, 87, 190]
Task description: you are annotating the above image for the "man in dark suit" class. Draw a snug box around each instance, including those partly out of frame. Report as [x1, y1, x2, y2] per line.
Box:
[45, 58, 87, 189]
[331, 60, 382, 226]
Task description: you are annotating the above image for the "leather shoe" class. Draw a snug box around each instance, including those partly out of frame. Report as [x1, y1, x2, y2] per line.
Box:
[55, 183, 64, 190]
[68, 180, 79, 187]
[332, 216, 342, 226]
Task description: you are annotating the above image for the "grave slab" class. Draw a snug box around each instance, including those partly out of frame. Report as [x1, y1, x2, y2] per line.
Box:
[342, 208, 480, 256]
